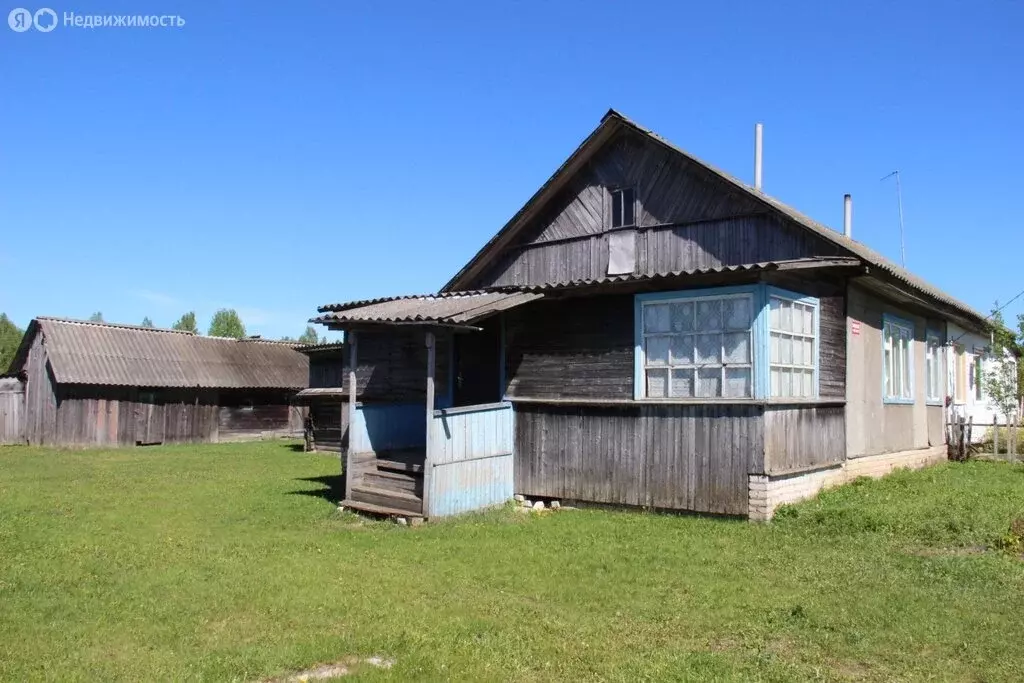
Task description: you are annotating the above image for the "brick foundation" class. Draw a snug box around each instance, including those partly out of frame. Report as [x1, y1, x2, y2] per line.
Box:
[748, 445, 947, 521]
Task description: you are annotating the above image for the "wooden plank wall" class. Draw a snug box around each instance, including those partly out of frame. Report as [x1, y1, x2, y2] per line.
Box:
[762, 405, 846, 475]
[504, 296, 635, 400]
[0, 379, 25, 444]
[311, 332, 451, 403]
[23, 334, 57, 445]
[470, 129, 843, 289]
[309, 401, 345, 453]
[427, 403, 514, 517]
[513, 403, 761, 516]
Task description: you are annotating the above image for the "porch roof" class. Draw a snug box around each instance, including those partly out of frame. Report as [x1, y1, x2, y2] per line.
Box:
[312, 290, 543, 329]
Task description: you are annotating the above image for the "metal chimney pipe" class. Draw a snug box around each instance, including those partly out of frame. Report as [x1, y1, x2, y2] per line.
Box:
[843, 194, 853, 237]
[754, 123, 763, 190]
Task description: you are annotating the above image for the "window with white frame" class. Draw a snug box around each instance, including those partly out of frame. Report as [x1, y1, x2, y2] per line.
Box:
[925, 332, 942, 402]
[640, 294, 753, 398]
[883, 315, 914, 401]
[769, 296, 817, 398]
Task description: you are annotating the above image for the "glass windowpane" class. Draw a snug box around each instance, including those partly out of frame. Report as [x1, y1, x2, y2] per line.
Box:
[646, 336, 670, 366]
[724, 367, 751, 398]
[724, 298, 751, 330]
[696, 367, 721, 397]
[671, 302, 694, 332]
[671, 369, 693, 398]
[695, 300, 722, 332]
[670, 335, 694, 366]
[646, 370, 667, 398]
[723, 332, 749, 364]
[644, 304, 670, 333]
[695, 334, 721, 364]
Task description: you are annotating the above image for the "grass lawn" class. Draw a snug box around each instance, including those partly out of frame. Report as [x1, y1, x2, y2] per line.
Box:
[1, 442, 1023, 682]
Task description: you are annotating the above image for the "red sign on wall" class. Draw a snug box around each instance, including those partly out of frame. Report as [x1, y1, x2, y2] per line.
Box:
[851, 320, 861, 336]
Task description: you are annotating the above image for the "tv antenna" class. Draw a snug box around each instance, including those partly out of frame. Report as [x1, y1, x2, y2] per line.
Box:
[880, 170, 906, 267]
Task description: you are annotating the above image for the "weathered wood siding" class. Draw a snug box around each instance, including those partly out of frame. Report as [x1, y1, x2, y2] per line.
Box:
[313, 332, 451, 403]
[504, 296, 634, 400]
[427, 403, 514, 517]
[0, 378, 25, 444]
[50, 387, 221, 447]
[763, 404, 846, 475]
[514, 402, 761, 515]
[217, 389, 300, 441]
[469, 129, 843, 289]
[23, 333, 57, 445]
[309, 401, 345, 453]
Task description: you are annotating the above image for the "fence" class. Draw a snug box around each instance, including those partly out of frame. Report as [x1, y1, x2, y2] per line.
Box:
[947, 414, 1021, 462]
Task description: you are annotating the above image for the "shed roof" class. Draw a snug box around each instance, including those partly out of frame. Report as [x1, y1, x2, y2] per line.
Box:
[8, 318, 309, 389]
[313, 291, 543, 328]
[441, 109, 987, 328]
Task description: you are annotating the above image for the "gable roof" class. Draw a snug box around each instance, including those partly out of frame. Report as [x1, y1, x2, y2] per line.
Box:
[7, 317, 308, 389]
[441, 109, 986, 328]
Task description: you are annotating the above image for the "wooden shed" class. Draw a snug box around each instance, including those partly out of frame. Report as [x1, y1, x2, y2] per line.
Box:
[5, 317, 309, 447]
[312, 110, 990, 520]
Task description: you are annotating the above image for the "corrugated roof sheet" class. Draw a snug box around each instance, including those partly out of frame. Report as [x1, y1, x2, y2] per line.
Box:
[482, 260, 852, 291]
[313, 291, 543, 326]
[442, 109, 987, 327]
[35, 318, 308, 389]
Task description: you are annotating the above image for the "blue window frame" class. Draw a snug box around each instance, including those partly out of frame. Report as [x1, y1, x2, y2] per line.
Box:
[633, 284, 819, 400]
[882, 313, 915, 404]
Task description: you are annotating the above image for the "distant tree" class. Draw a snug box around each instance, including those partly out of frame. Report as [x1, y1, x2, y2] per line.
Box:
[0, 313, 24, 372]
[171, 311, 199, 334]
[298, 326, 320, 345]
[279, 335, 295, 342]
[88, 312, 104, 322]
[140, 316, 154, 328]
[208, 309, 246, 339]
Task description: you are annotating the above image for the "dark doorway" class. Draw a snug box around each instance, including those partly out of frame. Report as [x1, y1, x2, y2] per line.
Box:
[452, 317, 502, 407]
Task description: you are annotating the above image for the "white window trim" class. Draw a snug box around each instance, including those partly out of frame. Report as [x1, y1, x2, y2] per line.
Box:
[883, 314, 915, 404]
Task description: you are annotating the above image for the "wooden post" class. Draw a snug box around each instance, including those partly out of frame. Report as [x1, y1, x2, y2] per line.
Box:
[423, 329, 435, 519]
[344, 331, 358, 503]
[993, 413, 999, 457]
[966, 417, 973, 459]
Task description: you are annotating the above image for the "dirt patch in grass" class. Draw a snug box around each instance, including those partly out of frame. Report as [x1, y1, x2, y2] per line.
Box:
[256, 656, 394, 682]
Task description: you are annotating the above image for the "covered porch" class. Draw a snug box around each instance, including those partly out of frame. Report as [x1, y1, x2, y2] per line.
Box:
[311, 291, 541, 519]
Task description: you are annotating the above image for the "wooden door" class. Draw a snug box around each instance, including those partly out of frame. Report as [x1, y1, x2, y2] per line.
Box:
[135, 391, 165, 445]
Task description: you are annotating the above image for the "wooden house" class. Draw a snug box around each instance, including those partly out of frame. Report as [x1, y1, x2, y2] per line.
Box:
[311, 110, 989, 520]
[5, 317, 309, 447]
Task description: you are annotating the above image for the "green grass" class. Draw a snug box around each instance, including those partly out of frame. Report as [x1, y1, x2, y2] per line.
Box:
[1, 442, 1023, 682]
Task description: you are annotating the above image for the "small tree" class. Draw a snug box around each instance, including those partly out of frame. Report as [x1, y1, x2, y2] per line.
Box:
[0, 313, 24, 372]
[140, 316, 154, 328]
[208, 309, 246, 339]
[172, 311, 199, 334]
[986, 306, 1020, 422]
[88, 312, 104, 322]
[298, 326, 320, 345]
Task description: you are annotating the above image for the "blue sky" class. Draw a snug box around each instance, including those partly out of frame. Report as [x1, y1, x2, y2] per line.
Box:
[2, 0, 1022, 339]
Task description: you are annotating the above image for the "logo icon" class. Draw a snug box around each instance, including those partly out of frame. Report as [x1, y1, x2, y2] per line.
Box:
[33, 8, 56, 31]
[8, 7, 32, 31]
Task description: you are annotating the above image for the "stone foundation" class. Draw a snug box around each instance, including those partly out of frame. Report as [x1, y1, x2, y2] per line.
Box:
[748, 445, 947, 521]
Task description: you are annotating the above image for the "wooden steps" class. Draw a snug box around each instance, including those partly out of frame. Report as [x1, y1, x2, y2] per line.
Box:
[361, 469, 422, 495]
[347, 448, 426, 517]
[340, 498, 424, 519]
[349, 484, 423, 514]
